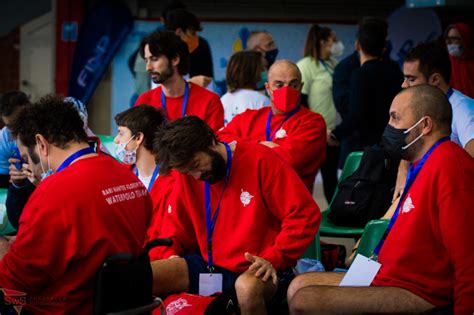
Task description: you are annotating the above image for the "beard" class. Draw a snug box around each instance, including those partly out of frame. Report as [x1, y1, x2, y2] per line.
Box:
[199, 150, 227, 184]
[149, 60, 174, 84]
[402, 126, 425, 161]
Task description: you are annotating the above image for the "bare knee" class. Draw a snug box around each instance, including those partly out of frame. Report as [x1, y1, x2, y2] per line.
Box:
[287, 274, 307, 302]
[288, 272, 342, 302]
[151, 258, 189, 296]
[235, 273, 265, 303]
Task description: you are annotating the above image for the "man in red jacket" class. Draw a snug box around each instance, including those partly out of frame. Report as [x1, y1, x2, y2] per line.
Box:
[150, 116, 320, 315]
[0, 96, 152, 314]
[287, 85, 474, 314]
[218, 60, 326, 192]
[135, 30, 224, 131]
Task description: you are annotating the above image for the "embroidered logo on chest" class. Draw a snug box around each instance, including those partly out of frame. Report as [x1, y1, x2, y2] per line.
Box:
[275, 128, 287, 139]
[402, 194, 415, 214]
[166, 298, 192, 314]
[240, 189, 254, 207]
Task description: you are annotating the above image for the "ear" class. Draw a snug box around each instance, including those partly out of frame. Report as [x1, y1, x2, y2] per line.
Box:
[171, 54, 180, 68]
[175, 28, 184, 37]
[421, 116, 434, 135]
[354, 40, 360, 52]
[135, 132, 145, 147]
[35, 134, 49, 157]
[428, 73, 442, 87]
[265, 82, 272, 99]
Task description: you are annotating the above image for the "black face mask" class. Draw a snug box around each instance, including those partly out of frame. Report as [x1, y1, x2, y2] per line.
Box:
[382, 124, 408, 160]
[199, 150, 227, 184]
[381, 118, 425, 160]
[265, 48, 279, 68]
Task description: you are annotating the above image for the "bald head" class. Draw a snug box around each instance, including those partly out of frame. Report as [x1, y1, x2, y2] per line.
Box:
[247, 31, 275, 52]
[265, 60, 303, 114]
[268, 60, 302, 82]
[400, 84, 452, 135]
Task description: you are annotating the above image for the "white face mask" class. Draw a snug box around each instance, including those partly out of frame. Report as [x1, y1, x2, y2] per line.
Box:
[447, 44, 463, 58]
[115, 135, 137, 165]
[330, 41, 344, 57]
[37, 142, 53, 180]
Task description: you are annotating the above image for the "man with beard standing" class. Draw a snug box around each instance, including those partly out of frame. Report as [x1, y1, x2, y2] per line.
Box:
[149, 116, 321, 315]
[134, 30, 224, 131]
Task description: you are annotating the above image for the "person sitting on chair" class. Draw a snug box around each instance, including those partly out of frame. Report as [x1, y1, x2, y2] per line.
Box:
[0, 95, 152, 313]
[150, 115, 321, 315]
[287, 85, 474, 314]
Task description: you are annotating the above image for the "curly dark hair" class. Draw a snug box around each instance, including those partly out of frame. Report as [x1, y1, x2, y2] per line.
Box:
[139, 30, 190, 75]
[115, 105, 167, 151]
[0, 91, 30, 118]
[9, 94, 87, 162]
[153, 115, 217, 175]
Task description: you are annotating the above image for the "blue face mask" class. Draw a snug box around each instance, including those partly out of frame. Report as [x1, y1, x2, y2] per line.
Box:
[256, 70, 268, 90]
[37, 143, 53, 180]
[41, 169, 53, 180]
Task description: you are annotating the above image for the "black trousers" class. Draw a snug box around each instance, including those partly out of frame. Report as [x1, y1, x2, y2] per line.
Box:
[321, 144, 340, 203]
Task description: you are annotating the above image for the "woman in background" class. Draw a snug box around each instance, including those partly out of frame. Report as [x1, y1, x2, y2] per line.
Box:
[297, 24, 343, 203]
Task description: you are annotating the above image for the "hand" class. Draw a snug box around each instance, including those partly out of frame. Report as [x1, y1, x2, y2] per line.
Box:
[259, 141, 280, 148]
[24, 167, 41, 187]
[245, 252, 277, 284]
[327, 133, 340, 147]
[188, 75, 212, 88]
[4, 236, 16, 244]
[8, 158, 27, 185]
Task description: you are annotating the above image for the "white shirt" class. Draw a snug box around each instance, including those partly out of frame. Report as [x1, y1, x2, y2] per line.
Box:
[221, 89, 270, 124]
[138, 173, 152, 189]
[449, 89, 474, 148]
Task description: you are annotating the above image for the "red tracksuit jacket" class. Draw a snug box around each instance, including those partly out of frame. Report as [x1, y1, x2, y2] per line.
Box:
[217, 106, 326, 191]
[159, 142, 321, 272]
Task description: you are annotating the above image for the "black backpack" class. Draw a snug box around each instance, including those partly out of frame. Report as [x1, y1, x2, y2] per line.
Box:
[328, 145, 399, 227]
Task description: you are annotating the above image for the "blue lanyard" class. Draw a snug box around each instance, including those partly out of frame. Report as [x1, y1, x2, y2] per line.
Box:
[446, 87, 454, 99]
[265, 106, 300, 141]
[320, 59, 334, 76]
[204, 143, 232, 270]
[56, 147, 95, 172]
[373, 136, 450, 256]
[135, 164, 160, 191]
[160, 81, 189, 118]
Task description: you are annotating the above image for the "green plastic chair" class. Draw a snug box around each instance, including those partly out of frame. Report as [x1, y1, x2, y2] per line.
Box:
[302, 231, 321, 260]
[355, 219, 389, 259]
[97, 134, 119, 160]
[319, 151, 365, 238]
